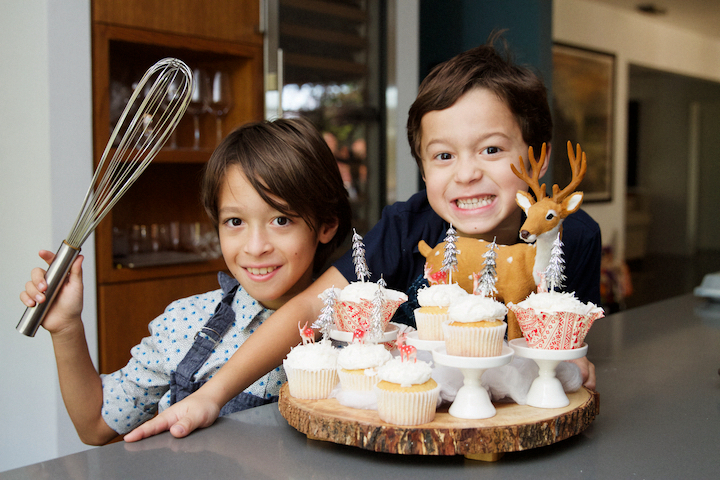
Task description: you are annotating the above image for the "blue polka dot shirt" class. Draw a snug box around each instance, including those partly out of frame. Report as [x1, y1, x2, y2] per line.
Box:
[99, 284, 287, 434]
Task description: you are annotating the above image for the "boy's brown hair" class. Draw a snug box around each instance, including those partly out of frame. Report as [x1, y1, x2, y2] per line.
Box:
[407, 37, 552, 174]
[202, 117, 352, 274]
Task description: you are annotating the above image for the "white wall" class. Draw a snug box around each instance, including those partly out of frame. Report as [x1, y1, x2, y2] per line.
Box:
[0, 0, 96, 472]
[554, 0, 720, 260]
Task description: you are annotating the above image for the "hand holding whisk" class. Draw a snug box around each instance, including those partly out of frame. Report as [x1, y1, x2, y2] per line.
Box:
[17, 58, 194, 337]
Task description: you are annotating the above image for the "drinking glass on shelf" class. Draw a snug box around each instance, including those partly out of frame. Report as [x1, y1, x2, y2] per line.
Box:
[187, 68, 208, 149]
[207, 70, 233, 146]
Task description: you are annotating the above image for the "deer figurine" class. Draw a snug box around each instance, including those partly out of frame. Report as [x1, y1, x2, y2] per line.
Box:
[396, 332, 417, 363]
[298, 321, 315, 345]
[419, 142, 587, 340]
[352, 327, 367, 344]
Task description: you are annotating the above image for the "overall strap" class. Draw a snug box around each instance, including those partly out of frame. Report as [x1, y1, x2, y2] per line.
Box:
[171, 273, 239, 393]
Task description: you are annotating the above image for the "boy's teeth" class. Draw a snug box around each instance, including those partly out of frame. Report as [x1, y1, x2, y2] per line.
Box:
[248, 266, 276, 275]
[456, 196, 493, 209]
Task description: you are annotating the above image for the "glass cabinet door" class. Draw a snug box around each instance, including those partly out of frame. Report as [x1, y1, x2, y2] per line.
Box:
[264, 0, 386, 238]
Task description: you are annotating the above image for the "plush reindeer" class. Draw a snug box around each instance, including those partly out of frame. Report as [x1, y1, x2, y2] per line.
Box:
[419, 142, 587, 340]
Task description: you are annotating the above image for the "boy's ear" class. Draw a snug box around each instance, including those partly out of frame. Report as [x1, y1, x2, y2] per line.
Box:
[318, 218, 339, 244]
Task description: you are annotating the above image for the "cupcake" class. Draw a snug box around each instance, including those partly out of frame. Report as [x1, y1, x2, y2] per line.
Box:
[330, 282, 408, 333]
[442, 295, 508, 357]
[336, 342, 393, 391]
[414, 283, 468, 340]
[508, 291, 604, 350]
[283, 340, 339, 399]
[374, 357, 440, 426]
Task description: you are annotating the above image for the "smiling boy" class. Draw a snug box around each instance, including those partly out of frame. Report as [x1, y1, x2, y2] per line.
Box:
[125, 41, 601, 441]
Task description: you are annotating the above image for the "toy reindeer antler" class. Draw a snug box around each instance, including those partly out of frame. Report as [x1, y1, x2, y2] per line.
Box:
[552, 142, 587, 201]
[510, 143, 548, 201]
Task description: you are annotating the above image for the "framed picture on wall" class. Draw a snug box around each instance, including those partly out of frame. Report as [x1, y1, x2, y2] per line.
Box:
[551, 43, 615, 202]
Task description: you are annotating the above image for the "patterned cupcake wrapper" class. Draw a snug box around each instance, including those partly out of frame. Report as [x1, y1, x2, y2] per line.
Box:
[283, 361, 339, 399]
[413, 309, 447, 341]
[333, 298, 405, 333]
[507, 304, 605, 349]
[374, 384, 440, 426]
[442, 322, 506, 357]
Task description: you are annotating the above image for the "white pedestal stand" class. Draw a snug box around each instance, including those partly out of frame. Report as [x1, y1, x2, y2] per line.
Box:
[329, 323, 399, 343]
[431, 346, 514, 419]
[404, 331, 444, 351]
[509, 338, 588, 409]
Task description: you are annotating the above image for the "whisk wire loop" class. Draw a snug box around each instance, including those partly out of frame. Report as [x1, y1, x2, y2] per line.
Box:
[19, 58, 194, 337]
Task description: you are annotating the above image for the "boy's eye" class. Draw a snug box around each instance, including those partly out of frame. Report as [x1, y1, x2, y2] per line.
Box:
[483, 146, 500, 155]
[436, 152, 452, 161]
[225, 218, 243, 227]
[273, 216, 292, 227]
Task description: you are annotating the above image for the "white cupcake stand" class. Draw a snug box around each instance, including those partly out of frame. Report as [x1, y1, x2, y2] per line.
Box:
[432, 345, 514, 419]
[509, 338, 588, 408]
[405, 332, 513, 419]
[329, 323, 400, 343]
[280, 329, 598, 461]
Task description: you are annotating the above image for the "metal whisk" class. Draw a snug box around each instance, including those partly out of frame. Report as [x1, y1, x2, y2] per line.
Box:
[17, 57, 194, 337]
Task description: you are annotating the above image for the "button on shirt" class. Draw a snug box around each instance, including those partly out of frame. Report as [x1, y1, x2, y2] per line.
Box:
[100, 285, 286, 434]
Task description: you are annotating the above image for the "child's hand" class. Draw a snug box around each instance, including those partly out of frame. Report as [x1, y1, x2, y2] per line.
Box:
[19, 250, 84, 334]
[123, 392, 221, 442]
[567, 356, 596, 390]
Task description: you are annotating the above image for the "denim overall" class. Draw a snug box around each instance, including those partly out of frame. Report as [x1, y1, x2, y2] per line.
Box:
[170, 273, 278, 415]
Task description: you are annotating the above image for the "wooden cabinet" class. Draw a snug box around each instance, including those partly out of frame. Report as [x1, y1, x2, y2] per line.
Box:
[91, 0, 263, 373]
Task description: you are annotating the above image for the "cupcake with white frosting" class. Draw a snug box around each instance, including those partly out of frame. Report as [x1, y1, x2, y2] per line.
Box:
[442, 294, 508, 357]
[508, 291, 604, 350]
[329, 282, 408, 334]
[414, 283, 468, 340]
[336, 342, 393, 391]
[283, 341, 339, 399]
[374, 357, 440, 425]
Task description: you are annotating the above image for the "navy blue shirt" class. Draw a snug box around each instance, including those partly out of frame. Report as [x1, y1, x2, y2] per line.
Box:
[334, 190, 602, 326]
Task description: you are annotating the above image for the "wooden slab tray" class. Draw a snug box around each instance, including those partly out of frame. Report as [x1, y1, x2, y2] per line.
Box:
[279, 384, 598, 459]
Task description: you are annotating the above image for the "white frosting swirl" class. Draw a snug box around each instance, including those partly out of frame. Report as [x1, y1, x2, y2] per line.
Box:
[377, 357, 433, 387]
[447, 295, 508, 323]
[337, 342, 392, 370]
[284, 341, 338, 370]
[325, 282, 408, 303]
[416, 283, 468, 307]
[516, 291, 601, 314]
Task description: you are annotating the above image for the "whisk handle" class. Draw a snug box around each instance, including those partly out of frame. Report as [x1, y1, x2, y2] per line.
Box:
[17, 241, 81, 337]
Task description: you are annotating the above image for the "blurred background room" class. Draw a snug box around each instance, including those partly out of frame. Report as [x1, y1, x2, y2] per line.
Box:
[3, 0, 720, 471]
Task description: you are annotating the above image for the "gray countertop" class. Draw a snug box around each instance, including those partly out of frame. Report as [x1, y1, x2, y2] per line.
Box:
[4, 294, 720, 479]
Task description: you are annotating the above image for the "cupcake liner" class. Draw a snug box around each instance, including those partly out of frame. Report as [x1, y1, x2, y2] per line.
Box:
[442, 322, 506, 357]
[413, 309, 447, 341]
[334, 298, 405, 332]
[508, 304, 605, 349]
[283, 361, 339, 399]
[337, 367, 380, 391]
[374, 384, 440, 426]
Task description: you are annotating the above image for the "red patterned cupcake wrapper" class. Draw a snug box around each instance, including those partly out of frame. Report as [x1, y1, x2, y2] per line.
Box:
[333, 299, 405, 333]
[508, 304, 604, 349]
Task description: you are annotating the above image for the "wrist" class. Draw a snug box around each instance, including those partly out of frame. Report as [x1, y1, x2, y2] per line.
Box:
[49, 317, 86, 344]
[198, 372, 242, 408]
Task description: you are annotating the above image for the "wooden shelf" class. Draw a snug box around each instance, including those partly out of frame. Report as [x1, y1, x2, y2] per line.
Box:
[104, 147, 213, 164]
[91, 0, 262, 373]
